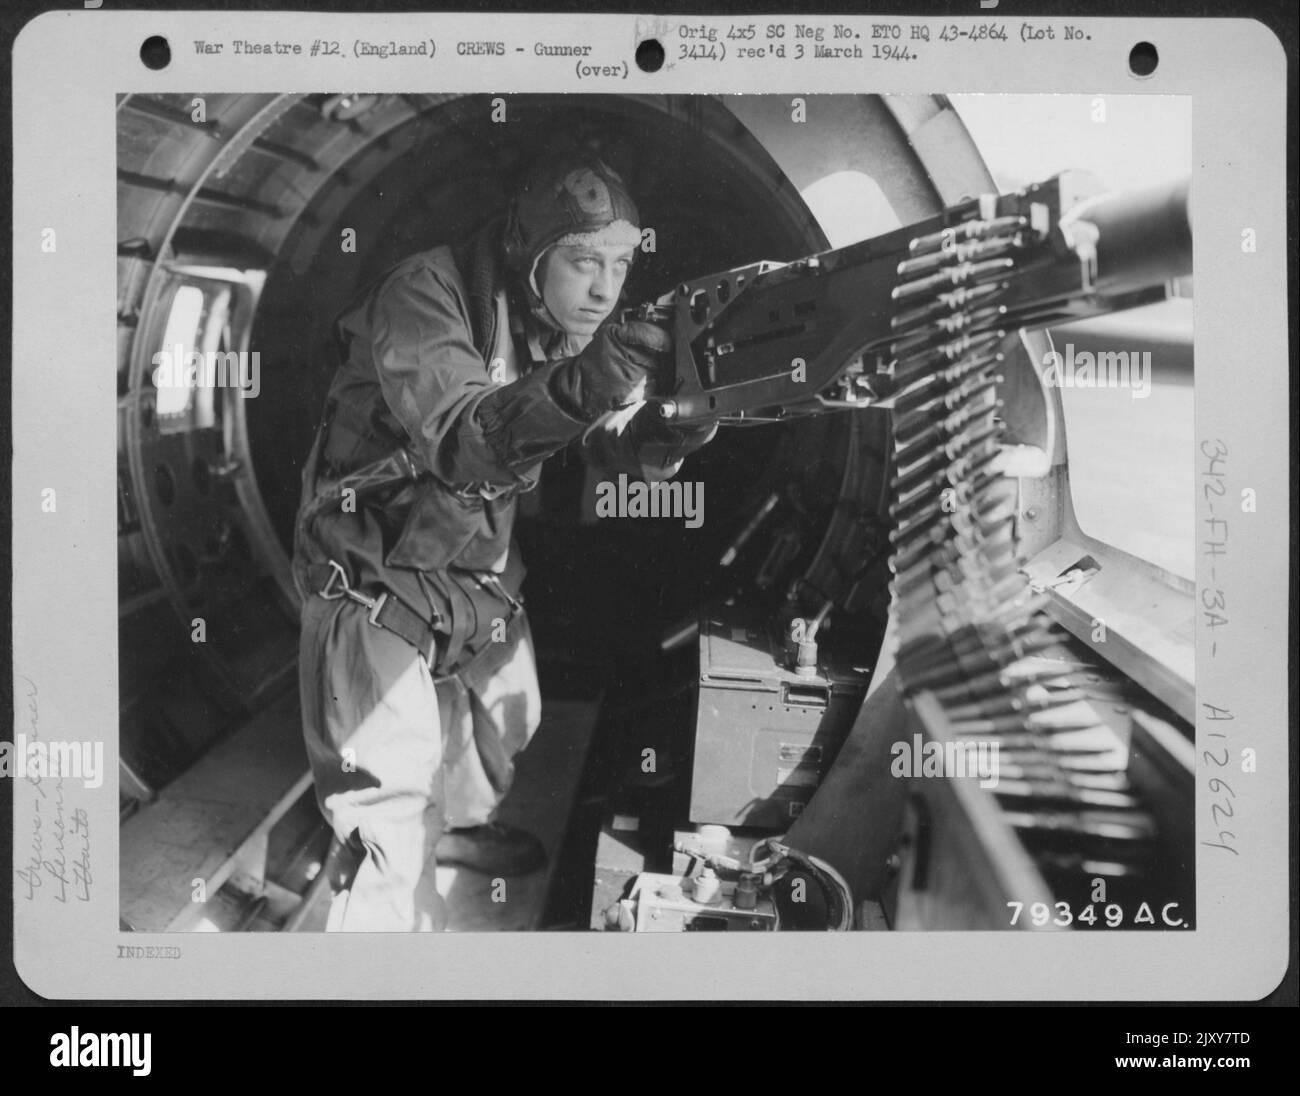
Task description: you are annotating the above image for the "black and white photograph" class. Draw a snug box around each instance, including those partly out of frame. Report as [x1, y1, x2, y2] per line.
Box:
[2, 0, 1293, 1032]
[112, 90, 1200, 936]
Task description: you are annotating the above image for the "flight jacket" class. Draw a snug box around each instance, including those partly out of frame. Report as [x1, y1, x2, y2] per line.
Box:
[294, 220, 686, 635]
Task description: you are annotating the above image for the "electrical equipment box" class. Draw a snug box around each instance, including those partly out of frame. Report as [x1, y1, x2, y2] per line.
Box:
[689, 605, 871, 829]
[612, 873, 777, 932]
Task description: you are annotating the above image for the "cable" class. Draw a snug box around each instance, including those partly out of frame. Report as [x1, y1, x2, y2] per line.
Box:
[750, 836, 855, 931]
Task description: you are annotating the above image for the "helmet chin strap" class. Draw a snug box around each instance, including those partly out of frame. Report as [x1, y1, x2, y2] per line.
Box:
[512, 248, 563, 336]
[525, 247, 599, 357]
[527, 247, 548, 300]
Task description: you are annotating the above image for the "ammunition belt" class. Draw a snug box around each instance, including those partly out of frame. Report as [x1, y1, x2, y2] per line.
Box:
[886, 205, 1158, 885]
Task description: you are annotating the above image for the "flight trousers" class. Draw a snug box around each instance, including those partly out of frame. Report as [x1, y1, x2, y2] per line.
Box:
[298, 587, 541, 931]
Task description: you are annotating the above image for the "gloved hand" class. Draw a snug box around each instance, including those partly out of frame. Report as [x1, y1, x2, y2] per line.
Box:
[549, 321, 673, 422]
[662, 418, 720, 455]
[637, 415, 720, 470]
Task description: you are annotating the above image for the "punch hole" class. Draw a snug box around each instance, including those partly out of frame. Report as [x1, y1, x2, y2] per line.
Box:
[1128, 41, 1158, 78]
[140, 36, 171, 71]
[635, 39, 665, 73]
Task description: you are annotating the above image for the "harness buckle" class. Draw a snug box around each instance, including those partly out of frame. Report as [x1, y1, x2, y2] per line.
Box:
[319, 560, 350, 600]
[474, 572, 523, 618]
[451, 479, 518, 502]
[365, 592, 390, 626]
[319, 560, 388, 627]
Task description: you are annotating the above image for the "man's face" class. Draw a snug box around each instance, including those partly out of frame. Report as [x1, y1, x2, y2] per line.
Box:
[538, 243, 635, 336]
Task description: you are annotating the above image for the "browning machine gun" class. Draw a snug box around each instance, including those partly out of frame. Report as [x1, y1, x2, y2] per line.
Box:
[629, 170, 1189, 424]
[608, 170, 1195, 932]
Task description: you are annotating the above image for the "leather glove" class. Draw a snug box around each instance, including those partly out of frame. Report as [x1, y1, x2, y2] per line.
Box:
[662, 418, 720, 456]
[549, 321, 673, 422]
[634, 415, 720, 471]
